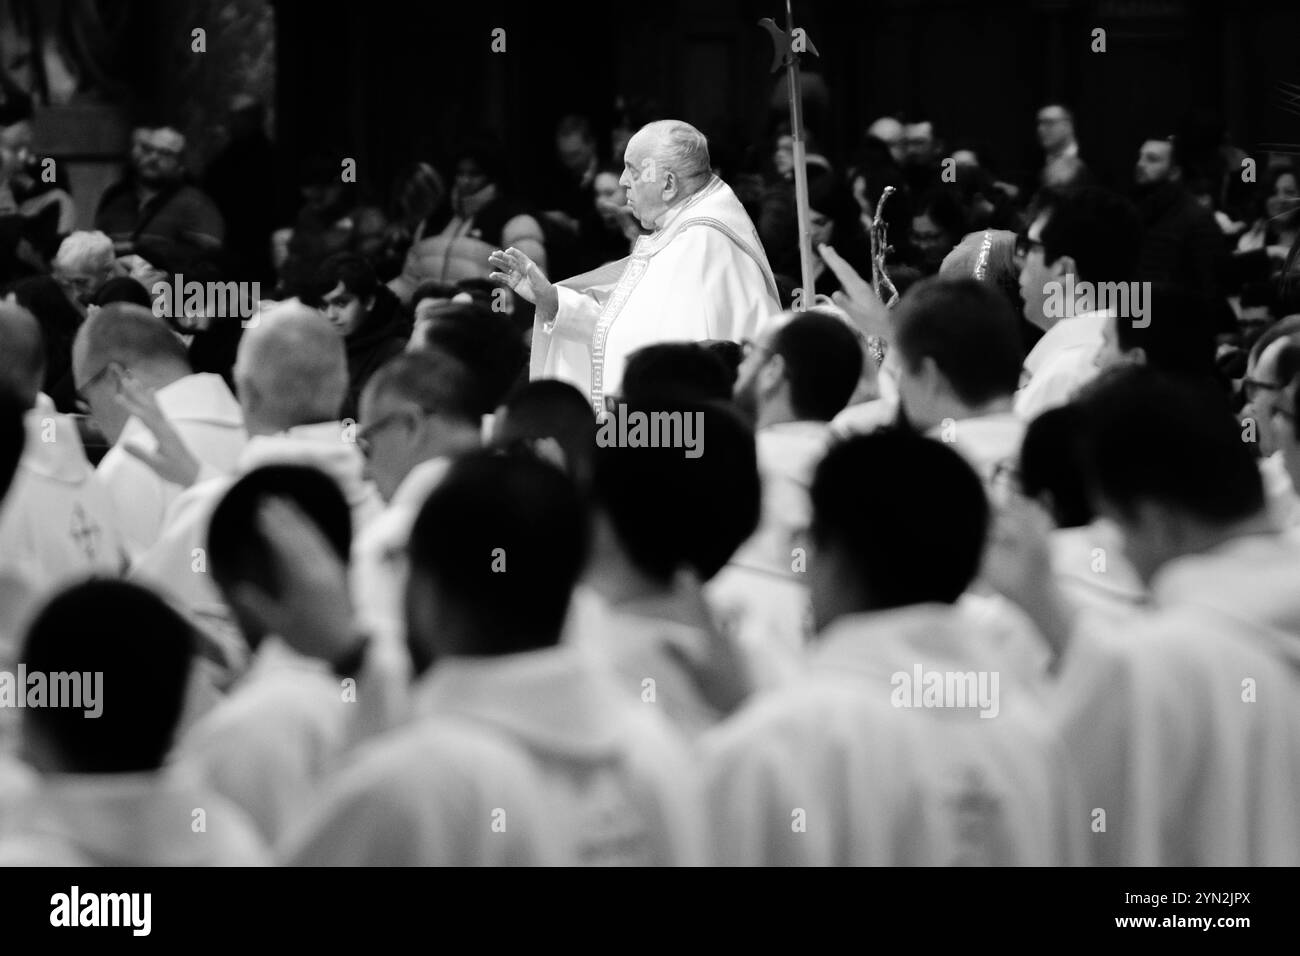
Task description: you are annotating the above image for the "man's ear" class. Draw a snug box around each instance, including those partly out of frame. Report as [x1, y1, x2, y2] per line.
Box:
[758, 352, 786, 392]
[1050, 253, 1076, 280]
[661, 169, 678, 202]
[1128, 345, 1148, 367]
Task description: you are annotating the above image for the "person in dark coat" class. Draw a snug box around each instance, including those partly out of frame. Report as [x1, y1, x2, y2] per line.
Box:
[1132, 135, 1227, 323]
[315, 252, 410, 422]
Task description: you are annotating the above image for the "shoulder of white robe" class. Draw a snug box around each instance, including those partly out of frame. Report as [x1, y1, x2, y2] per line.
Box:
[677, 219, 779, 305]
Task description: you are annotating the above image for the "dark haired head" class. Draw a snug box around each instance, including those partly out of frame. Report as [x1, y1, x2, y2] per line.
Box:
[207, 465, 352, 647]
[1036, 186, 1142, 284]
[893, 277, 1023, 422]
[1110, 283, 1217, 381]
[620, 343, 733, 406]
[1018, 402, 1093, 528]
[411, 302, 526, 414]
[1076, 367, 1265, 582]
[593, 399, 759, 585]
[768, 311, 863, 421]
[406, 448, 588, 670]
[809, 430, 988, 624]
[0, 302, 45, 408]
[91, 277, 153, 310]
[21, 580, 196, 773]
[316, 252, 378, 302]
[492, 379, 596, 494]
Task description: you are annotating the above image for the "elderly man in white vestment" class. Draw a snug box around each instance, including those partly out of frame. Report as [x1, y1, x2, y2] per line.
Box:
[489, 120, 780, 412]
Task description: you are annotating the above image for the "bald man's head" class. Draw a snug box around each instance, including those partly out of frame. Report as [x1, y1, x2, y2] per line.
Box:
[234, 302, 347, 433]
[621, 119, 712, 229]
[72, 303, 191, 441]
[0, 302, 44, 409]
[867, 116, 905, 164]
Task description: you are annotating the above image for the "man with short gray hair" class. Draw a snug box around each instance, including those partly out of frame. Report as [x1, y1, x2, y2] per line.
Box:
[72, 303, 245, 557]
[129, 302, 382, 659]
[52, 230, 116, 314]
[491, 119, 780, 412]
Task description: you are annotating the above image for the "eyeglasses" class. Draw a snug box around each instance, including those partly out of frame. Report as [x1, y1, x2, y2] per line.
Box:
[1013, 234, 1046, 266]
[355, 410, 411, 457]
[1242, 378, 1284, 403]
[138, 143, 182, 159]
[73, 362, 117, 411]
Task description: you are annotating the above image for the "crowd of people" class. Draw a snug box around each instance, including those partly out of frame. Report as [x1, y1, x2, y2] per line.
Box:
[0, 84, 1298, 866]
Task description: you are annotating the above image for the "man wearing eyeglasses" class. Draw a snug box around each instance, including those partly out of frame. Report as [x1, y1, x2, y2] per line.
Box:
[1239, 318, 1300, 528]
[94, 126, 224, 274]
[1014, 186, 1142, 420]
[72, 303, 245, 559]
[492, 120, 779, 414]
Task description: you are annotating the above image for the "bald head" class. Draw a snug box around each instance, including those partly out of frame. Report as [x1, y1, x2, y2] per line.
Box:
[867, 116, 905, 161]
[73, 303, 189, 385]
[234, 302, 347, 433]
[0, 302, 44, 409]
[621, 120, 712, 229]
[71, 303, 192, 441]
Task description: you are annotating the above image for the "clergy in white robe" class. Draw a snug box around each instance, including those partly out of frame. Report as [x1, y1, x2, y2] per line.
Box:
[279, 717, 558, 867]
[0, 394, 126, 586]
[1012, 187, 1137, 420]
[886, 277, 1027, 484]
[2, 578, 270, 866]
[128, 304, 382, 665]
[705, 604, 1082, 866]
[575, 402, 771, 738]
[703, 432, 1080, 866]
[98, 372, 247, 558]
[1038, 369, 1300, 864]
[71, 303, 248, 559]
[1050, 533, 1300, 865]
[713, 311, 865, 683]
[276, 451, 703, 865]
[492, 120, 779, 412]
[0, 771, 269, 866]
[131, 422, 382, 666]
[173, 637, 351, 844]
[283, 646, 704, 866]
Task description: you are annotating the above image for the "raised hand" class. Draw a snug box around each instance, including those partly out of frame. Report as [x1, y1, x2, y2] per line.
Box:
[116, 374, 201, 487]
[229, 497, 363, 665]
[488, 246, 558, 317]
[819, 243, 892, 341]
